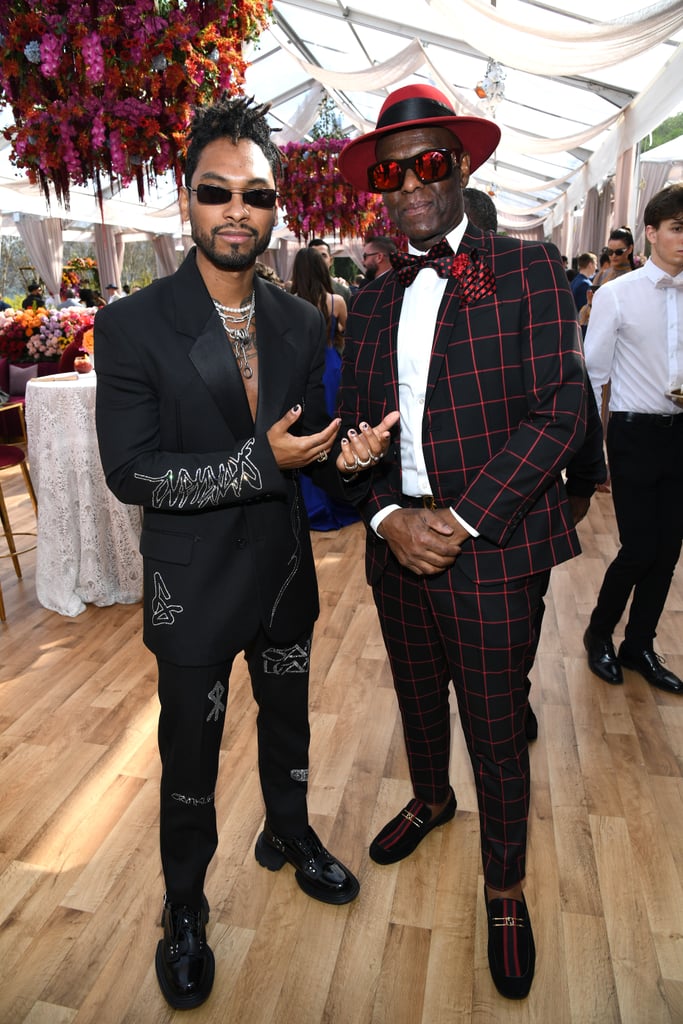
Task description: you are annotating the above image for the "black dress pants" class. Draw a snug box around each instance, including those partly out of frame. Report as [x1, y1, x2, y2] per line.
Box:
[589, 414, 683, 646]
[157, 626, 312, 907]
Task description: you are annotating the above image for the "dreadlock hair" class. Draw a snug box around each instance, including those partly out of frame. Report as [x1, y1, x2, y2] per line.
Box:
[184, 94, 284, 187]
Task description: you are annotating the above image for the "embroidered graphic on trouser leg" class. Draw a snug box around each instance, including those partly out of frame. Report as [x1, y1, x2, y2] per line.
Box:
[262, 639, 311, 675]
[206, 681, 226, 722]
[171, 791, 215, 806]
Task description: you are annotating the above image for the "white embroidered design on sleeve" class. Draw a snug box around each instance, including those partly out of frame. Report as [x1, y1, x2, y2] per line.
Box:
[135, 438, 262, 509]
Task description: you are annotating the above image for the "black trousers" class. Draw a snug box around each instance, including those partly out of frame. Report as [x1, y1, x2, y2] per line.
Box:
[156, 626, 312, 907]
[589, 414, 683, 646]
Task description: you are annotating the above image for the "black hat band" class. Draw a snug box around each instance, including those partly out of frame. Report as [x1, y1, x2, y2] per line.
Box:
[376, 95, 455, 130]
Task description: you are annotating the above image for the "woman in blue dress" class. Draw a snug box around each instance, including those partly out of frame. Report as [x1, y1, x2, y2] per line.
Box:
[290, 247, 359, 530]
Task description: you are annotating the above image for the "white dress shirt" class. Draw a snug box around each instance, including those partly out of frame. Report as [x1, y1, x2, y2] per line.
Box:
[370, 219, 478, 536]
[584, 258, 683, 416]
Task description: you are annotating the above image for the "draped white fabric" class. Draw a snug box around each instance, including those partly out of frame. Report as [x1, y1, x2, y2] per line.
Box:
[634, 159, 675, 252]
[16, 215, 63, 298]
[93, 223, 125, 292]
[151, 233, 178, 278]
[428, 0, 683, 77]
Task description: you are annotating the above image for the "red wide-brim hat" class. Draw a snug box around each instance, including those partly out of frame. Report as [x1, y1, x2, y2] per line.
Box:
[338, 84, 501, 192]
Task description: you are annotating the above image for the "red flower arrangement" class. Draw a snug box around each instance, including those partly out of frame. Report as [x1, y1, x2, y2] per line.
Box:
[279, 139, 396, 242]
[0, 0, 272, 206]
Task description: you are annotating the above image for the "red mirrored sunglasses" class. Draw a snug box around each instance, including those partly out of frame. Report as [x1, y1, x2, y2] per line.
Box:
[367, 148, 461, 193]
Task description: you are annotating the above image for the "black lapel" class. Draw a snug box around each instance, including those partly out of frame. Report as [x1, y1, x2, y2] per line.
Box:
[253, 276, 295, 434]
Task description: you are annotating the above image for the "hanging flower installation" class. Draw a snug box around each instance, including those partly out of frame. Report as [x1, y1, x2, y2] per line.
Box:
[279, 139, 395, 242]
[0, 0, 272, 206]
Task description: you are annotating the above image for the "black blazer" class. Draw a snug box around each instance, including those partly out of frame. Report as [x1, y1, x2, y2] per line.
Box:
[95, 250, 329, 665]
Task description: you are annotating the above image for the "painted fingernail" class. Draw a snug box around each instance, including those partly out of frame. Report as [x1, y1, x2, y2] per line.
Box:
[341, 438, 349, 446]
[348, 429, 357, 437]
[291, 404, 300, 413]
[360, 422, 369, 431]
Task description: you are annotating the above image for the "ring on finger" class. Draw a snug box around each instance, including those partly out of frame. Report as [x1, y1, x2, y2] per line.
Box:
[369, 452, 381, 463]
[316, 450, 328, 463]
[357, 454, 373, 468]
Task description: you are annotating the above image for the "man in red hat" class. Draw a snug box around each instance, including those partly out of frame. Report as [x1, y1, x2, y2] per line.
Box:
[335, 84, 587, 999]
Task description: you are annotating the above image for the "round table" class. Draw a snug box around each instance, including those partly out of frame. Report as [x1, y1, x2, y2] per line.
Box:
[25, 372, 143, 616]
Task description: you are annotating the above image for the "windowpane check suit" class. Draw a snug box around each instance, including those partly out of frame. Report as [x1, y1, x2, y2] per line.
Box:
[339, 223, 587, 889]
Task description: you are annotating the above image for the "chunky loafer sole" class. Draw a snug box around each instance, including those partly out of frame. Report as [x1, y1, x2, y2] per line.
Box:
[255, 826, 360, 905]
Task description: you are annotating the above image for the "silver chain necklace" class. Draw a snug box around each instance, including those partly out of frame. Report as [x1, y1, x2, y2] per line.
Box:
[213, 292, 256, 379]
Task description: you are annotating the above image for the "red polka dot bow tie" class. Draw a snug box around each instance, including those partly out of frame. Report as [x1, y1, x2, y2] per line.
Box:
[390, 240, 496, 303]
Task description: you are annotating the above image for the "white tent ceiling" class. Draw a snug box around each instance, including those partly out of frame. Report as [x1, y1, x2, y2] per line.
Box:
[0, 0, 682, 243]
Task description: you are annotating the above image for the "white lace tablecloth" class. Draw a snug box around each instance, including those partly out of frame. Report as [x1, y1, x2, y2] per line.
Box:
[25, 373, 143, 616]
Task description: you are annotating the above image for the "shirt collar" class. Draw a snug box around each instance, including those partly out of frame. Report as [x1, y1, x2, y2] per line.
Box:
[408, 216, 468, 256]
[643, 257, 683, 287]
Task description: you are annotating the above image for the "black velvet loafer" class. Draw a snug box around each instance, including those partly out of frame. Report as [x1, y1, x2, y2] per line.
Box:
[255, 823, 360, 905]
[618, 644, 683, 694]
[155, 896, 215, 1010]
[369, 788, 457, 865]
[485, 889, 535, 1000]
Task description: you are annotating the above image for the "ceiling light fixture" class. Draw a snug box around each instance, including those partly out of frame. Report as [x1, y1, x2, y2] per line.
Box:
[475, 58, 506, 116]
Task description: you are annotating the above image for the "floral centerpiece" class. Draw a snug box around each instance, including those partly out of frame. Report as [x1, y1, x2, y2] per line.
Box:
[62, 256, 99, 298]
[0, 306, 96, 362]
[279, 139, 396, 242]
[0, 0, 273, 206]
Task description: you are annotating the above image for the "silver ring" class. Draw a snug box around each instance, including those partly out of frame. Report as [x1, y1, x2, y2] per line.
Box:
[357, 455, 373, 468]
[316, 450, 328, 463]
[342, 454, 359, 471]
[369, 452, 381, 463]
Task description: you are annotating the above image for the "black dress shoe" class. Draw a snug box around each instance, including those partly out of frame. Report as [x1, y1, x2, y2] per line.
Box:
[485, 889, 536, 1000]
[255, 824, 360, 904]
[584, 627, 623, 684]
[525, 703, 538, 742]
[369, 788, 457, 865]
[155, 897, 215, 1010]
[618, 644, 683, 694]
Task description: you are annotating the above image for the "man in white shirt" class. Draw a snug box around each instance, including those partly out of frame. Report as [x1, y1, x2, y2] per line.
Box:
[336, 84, 587, 1001]
[583, 183, 683, 694]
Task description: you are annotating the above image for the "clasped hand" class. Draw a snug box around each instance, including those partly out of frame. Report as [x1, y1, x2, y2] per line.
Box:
[379, 508, 469, 576]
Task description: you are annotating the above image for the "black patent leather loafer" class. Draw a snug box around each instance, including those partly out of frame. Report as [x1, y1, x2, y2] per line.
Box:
[369, 788, 456, 865]
[486, 889, 535, 1000]
[255, 824, 360, 905]
[584, 627, 623, 684]
[155, 897, 214, 1010]
[618, 644, 683, 694]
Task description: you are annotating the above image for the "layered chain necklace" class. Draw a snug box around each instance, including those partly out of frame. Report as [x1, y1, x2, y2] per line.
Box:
[213, 292, 256, 379]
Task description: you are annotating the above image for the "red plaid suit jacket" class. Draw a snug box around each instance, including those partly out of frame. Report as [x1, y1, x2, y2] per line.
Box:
[339, 224, 587, 585]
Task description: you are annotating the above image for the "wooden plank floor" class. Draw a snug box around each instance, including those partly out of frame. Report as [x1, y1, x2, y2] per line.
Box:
[1, 459, 683, 1024]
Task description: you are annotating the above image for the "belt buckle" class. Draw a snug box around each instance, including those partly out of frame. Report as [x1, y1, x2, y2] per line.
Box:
[422, 496, 437, 510]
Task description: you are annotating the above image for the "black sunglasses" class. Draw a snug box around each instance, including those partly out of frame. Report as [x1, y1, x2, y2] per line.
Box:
[608, 246, 629, 256]
[367, 148, 461, 193]
[186, 184, 278, 208]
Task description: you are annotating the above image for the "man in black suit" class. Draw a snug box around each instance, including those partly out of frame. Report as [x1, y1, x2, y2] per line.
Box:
[95, 95, 363, 1011]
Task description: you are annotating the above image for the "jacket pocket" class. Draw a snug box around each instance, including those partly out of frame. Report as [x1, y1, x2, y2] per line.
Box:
[140, 527, 195, 565]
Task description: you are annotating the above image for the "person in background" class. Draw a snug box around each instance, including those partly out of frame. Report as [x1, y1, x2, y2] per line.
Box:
[21, 281, 44, 309]
[307, 237, 352, 305]
[598, 226, 635, 286]
[583, 183, 683, 696]
[95, 94, 364, 1012]
[59, 287, 83, 309]
[462, 187, 498, 233]
[105, 282, 123, 303]
[361, 236, 397, 282]
[336, 83, 587, 1000]
[570, 252, 597, 312]
[290, 246, 359, 530]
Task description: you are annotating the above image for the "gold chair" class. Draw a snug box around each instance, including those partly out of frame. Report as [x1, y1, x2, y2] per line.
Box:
[0, 403, 37, 621]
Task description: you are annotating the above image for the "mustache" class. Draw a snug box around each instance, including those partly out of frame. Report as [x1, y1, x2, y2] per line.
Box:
[211, 224, 258, 239]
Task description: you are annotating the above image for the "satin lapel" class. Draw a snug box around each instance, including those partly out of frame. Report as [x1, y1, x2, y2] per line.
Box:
[425, 225, 489, 396]
[176, 250, 253, 437]
[253, 276, 294, 434]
